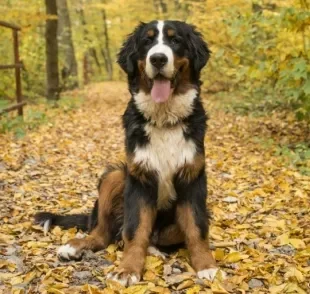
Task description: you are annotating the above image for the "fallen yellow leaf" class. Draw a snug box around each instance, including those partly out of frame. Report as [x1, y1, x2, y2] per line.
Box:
[284, 267, 305, 283]
[186, 285, 201, 294]
[215, 248, 225, 261]
[123, 285, 149, 294]
[289, 239, 306, 249]
[145, 256, 163, 271]
[211, 281, 229, 294]
[269, 283, 287, 294]
[224, 252, 242, 263]
[176, 279, 194, 290]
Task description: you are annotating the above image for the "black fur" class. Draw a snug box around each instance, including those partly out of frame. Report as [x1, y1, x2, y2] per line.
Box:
[117, 20, 210, 91]
[117, 22, 150, 94]
[183, 24, 211, 76]
[122, 99, 149, 153]
[162, 21, 210, 82]
[118, 20, 211, 246]
[183, 96, 208, 153]
[34, 212, 90, 232]
[88, 199, 99, 231]
[123, 173, 158, 241]
[117, 22, 147, 76]
[35, 21, 211, 254]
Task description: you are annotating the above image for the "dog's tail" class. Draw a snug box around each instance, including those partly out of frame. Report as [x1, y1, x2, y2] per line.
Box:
[34, 163, 126, 234]
[34, 163, 126, 235]
[34, 200, 98, 233]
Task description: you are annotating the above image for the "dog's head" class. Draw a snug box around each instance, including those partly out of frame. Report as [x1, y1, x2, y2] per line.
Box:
[118, 20, 210, 102]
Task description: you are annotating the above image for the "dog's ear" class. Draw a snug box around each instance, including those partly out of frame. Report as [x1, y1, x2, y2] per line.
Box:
[117, 22, 146, 76]
[186, 25, 211, 72]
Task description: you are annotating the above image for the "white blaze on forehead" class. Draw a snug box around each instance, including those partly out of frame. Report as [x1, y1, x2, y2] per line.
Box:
[145, 20, 175, 79]
[157, 20, 164, 44]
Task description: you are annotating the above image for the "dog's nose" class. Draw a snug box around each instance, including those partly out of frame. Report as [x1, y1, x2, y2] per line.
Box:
[150, 53, 168, 69]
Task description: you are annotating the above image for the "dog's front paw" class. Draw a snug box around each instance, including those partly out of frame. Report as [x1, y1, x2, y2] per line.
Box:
[107, 268, 141, 287]
[57, 244, 83, 261]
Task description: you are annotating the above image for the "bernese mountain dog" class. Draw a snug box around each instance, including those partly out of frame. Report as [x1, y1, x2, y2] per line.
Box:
[35, 20, 218, 286]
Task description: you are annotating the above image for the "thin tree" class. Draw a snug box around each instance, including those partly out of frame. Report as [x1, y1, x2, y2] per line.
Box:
[57, 0, 78, 89]
[154, 0, 167, 14]
[45, 0, 60, 100]
[100, 8, 113, 80]
[78, 5, 101, 84]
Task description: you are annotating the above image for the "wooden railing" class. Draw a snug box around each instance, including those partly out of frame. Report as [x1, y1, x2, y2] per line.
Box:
[0, 21, 25, 116]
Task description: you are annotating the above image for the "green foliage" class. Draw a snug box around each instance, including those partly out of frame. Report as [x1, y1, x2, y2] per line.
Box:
[0, 0, 309, 121]
[0, 110, 47, 138]
[0, 94, 83, 138]
[0, 99, 10, 110]
[275, 142, 310, 175]
[253, 136, 310, 175]
[54, 94, 84, 111]
[202, 1, 310, 121]
[0, 0, 47, 101]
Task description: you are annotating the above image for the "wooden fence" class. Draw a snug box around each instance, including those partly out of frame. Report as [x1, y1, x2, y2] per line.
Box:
[0, 21, 25, 116]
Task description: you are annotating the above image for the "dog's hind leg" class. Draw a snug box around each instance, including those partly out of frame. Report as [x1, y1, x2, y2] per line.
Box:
[58, 164, 126, 261]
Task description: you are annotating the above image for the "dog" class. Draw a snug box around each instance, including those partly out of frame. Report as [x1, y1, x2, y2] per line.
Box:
[35, 20, 218, 286]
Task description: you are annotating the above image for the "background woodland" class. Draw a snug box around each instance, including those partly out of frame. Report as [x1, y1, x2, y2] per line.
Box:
[0, 0, 309, 119]
[0, 1, 310, 293]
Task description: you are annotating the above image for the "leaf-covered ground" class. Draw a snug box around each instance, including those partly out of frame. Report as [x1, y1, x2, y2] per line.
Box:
[0, 82, 309, 294]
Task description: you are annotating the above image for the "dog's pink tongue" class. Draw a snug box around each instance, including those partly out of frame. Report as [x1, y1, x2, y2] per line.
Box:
[151, 80, 171, 103]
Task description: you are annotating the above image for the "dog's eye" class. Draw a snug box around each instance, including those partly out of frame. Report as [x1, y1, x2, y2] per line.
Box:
[144, 38, 153, 46]
[171, 37, 180, 45]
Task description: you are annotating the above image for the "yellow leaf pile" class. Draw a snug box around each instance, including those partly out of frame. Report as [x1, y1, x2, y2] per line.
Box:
[0, 82, 309, 293]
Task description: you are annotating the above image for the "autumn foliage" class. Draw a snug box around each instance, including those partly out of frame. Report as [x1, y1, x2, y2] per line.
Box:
[0, 1, 310, 293]
[0, 83, 309, 293]
[0, 0, 309, 119]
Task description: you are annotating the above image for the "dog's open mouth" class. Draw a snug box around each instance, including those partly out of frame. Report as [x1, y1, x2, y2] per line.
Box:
[150, 74, 175, 103]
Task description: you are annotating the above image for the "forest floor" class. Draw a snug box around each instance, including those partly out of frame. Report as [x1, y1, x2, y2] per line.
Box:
[0, 82, 309, 294]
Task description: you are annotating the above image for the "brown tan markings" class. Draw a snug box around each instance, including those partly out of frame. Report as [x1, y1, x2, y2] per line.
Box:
[167, 29, 175, 37]
[127, 154, 157, 184]
[153, 224, 185, 246]
[65, 168, 125, 255]
[138, 59, 151, 94]
[117, 205, 157, 277]
[177, 204, 216, 271]
[177, 154, 205, 183]
[173, 56, 194, 95]
[147, 29, 155, 37]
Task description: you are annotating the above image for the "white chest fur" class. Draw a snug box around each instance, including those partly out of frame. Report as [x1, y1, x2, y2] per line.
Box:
[133, 123, 196, 209]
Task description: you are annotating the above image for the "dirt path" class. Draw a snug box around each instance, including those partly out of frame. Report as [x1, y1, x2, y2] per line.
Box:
[0, 82, 309, 293]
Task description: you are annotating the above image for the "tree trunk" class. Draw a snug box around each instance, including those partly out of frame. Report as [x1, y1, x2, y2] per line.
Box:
[57, 0, 78, 89]
[90, 47, 102, 73]
[45, 0, 60, 100]
[83, 54, 90, 85]
[101, 9, 113, 80]
[78, 7, 101, 83]
[174, 0, 180, 11]
[154, 0, 167, 14]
